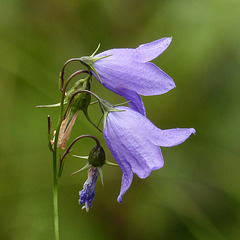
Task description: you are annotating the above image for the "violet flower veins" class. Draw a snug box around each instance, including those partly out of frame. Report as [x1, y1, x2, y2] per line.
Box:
[81, 38, 175, 116]
[103, 106, 195, 203]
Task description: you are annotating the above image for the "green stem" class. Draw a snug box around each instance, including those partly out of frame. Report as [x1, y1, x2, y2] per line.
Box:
[52, 148, 59, 240]
[52, 67, 91, 239]
[52, 90, 65, 240]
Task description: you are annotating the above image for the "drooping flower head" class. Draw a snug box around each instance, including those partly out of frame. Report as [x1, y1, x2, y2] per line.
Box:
[80, 38, 175, 115]
[77, 144, 106, 211]
[101, 103, 195, 202]
[79, 167, 99, 212]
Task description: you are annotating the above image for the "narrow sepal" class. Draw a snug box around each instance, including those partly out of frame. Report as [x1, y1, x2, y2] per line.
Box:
[105, 160, 119, 167]
[97, 167, 104, 186]
[36, 102, 62, 108]
[72, 163, 91, 175]
[73, 155, 89, 160]
[91, 44, 101, 57]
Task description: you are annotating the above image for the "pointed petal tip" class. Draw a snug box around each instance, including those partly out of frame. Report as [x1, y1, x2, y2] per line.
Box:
[190, 128, 196, 135]
[117, 196, 123, 203]
[165, 36, 172, 44]
[158, 36, 173, 47]
[161, 78, 176, 94]
[171, 80, 176, 89]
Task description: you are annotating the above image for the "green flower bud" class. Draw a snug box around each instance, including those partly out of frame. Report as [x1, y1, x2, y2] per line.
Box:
[62, 76, 100, 134]
[88, 145, 106, 167]
[66, 78, 91, 113]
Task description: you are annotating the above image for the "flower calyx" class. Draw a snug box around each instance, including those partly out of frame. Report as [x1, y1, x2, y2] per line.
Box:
[72, 144, 105, 185]
[73, 142, 118, 185]
[88, 145, 106, 167]
[79, 44, 112, 84]
[99, 99, 125, 129]
[65, 75, 91, 114]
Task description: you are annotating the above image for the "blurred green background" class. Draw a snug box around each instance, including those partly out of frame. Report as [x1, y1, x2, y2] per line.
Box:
[1, 0, 240, 239]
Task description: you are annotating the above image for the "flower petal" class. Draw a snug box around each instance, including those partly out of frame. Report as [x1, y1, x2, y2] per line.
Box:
[94, 60, 175, 96]
[116, 88, 146, 116]
[103, 120, 134, 202]
[117, 166, 133, 203]
[106, 108, 164, 176]
[115, 106, 196, 147]
[104, 107, 165, 201]
[79, 168, 99, 211]
[91, 70, 146, 115]
[95, 37, 172, 63]
[136, 37, 172, 62]
[151, 128, 196, 147]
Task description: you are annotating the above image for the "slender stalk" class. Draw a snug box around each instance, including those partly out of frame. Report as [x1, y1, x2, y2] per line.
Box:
[52, 76, 66, 240]
[58, 134, 101, 177]
[63, 69, 89, 95]
[52, 146, 59, 240]
[52, 63, 91, 239]
[60, 58, 83, 91]
[52, 110, 63, 240]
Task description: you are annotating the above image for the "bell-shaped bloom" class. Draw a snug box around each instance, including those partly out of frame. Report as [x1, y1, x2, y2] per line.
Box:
[103, 106, 195, 202]
[81, 38, 175, 115]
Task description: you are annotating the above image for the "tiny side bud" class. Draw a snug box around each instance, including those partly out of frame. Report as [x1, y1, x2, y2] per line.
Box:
[88, 145, 106, 167]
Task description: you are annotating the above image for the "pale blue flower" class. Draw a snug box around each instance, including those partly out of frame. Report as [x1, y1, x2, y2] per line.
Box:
[81, 38, 175, 115]
[103, 106, 195, 202]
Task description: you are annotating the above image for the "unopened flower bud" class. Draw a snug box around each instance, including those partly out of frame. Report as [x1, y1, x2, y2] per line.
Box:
[66, 79, 91, 113]
[88, 145, 106, 167]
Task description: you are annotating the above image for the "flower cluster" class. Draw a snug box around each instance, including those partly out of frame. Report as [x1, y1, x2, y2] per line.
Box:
[81, 38, 196, 203]
[39, 37, 195, 212]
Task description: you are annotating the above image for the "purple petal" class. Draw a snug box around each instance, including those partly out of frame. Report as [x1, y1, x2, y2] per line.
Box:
[150, 128, 196, 147]
[136, 37, 172, 62]
[103, 120, 134, 202]
[95, 48, 137, 63]
[116, 88, 146, 116]
[94, 60, 175, 96]
[79, 168, 99, 211]
[117, 166, 133, 203]
[95, 37, 172, 63]
[114, 107, 196, 148]
[104, 107, 165, 201]
[105, 107, 164, 177]
[91, 70, 146, 115]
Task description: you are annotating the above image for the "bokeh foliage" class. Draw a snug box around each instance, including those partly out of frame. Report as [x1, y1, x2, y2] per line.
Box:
[0, 0, 240, 239]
